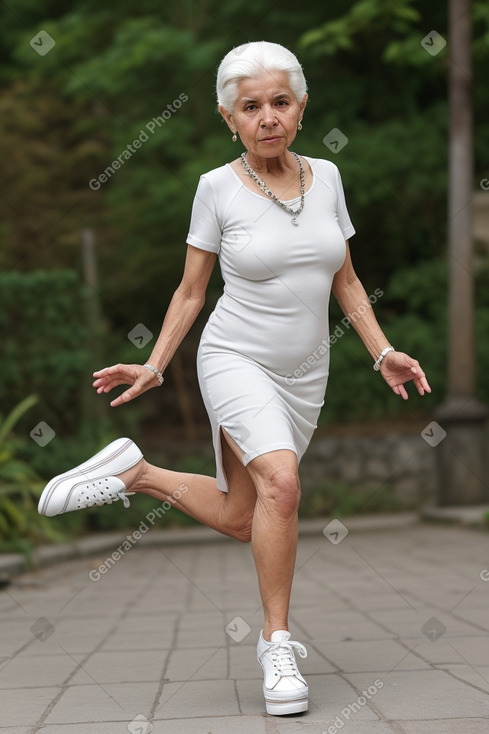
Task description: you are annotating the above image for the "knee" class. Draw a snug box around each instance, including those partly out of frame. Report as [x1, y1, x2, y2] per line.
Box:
[258, 468, 301, 520]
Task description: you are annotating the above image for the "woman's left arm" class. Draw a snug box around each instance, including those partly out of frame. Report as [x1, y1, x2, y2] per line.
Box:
[332, 243, 431, 400]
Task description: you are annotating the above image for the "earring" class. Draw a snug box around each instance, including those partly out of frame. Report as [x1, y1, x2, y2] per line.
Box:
[232, 132, 238, 142]
[298, 121, 303, 131]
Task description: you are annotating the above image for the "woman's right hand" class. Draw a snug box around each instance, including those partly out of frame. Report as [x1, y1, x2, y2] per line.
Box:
[92, 363, 162, 407]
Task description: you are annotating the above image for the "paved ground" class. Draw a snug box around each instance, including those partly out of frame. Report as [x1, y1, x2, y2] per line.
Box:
[1, 519, 489, 733]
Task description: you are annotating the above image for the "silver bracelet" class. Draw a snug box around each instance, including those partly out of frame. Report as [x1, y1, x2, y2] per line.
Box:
[143, 364, 164, 385]
[373, 346, 394, 371]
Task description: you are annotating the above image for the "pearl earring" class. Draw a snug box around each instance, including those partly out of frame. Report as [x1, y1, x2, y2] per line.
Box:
[232, 133, 238, 142]
[298, 122, 303, 131]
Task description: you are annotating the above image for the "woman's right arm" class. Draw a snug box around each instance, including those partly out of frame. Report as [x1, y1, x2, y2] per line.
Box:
[92, 245, 217, 407]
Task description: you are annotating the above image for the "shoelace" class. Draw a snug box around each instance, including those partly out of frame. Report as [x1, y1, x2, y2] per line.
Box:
[79, 481, 135, 509]
[269, 639, 307, 677]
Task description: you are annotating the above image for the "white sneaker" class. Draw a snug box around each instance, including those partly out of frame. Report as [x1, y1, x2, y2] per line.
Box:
[38, 438, 143, 517]
[257, 629, 308, 715]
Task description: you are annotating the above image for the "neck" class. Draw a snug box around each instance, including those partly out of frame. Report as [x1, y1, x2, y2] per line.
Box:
[244, 149, 295, 175]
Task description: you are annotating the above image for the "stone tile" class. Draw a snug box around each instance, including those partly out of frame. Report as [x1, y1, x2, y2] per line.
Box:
[3, 522, 489, 730]
[298, 609, 389, 642]
[228, 644, 259, 679]
[0, 687, 59, 727]
[114, 612, 179, 632]
[155, 716, 269, 733]
[435, 664, 489, 693]
[174, 612, 227, 648]
[101, 630, 172, 652]
[165, 646, 227, 681]
[345, 670, 489, 719]
[367, 608, 477, 641]
[69, 649, 167, 684]
[276, 722, 398, 734]
[0, 651, 78, 688]
[0, 618, 47, 657]
[414, 637, 489, 668]
[40, 725, 142, 734]
[34, 617, 116, 655]
[154, 679, 239, 718]
[43, 682, 157, 724]
[314, 638, 431, 673]
[41, 719, 267, 734]
[453, 607, 489, 630]
[400, 719, 489, 734]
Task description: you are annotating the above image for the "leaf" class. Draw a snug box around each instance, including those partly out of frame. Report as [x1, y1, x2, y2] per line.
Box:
[0, 395, 38, 447]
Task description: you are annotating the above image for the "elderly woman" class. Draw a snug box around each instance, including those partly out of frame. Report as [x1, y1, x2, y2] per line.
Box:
[38, 41, 431, 716]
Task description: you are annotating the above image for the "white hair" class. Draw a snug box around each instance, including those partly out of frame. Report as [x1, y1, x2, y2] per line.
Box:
[216, 41, 307, 113]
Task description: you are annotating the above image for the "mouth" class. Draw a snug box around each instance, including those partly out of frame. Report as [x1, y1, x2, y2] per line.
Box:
[260, 136, 282, 143]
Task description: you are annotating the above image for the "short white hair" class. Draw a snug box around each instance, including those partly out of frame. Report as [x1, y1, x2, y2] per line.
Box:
[216, 41, 307, 113]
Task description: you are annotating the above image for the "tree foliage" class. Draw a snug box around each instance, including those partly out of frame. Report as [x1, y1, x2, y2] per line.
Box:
[1, 0, 489, 429]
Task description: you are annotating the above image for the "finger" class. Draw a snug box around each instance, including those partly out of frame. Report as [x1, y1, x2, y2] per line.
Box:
[415, 376, 431, 395]
[413, 377, 425, 396]
[93, 364, 125, 378]
[110, 389, 135, 407]
[397, 384, 409, 400]
[97, 381, 119, 394]
[109, 375, 152, 407]
[93, 377, 114, 389]
[94, 378, 128, 394]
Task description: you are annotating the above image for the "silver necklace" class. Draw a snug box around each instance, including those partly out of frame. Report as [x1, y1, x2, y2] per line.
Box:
[240, 151, 305, 226]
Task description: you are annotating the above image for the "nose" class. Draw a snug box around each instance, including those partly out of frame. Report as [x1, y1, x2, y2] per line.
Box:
[260, 104, 277, 128]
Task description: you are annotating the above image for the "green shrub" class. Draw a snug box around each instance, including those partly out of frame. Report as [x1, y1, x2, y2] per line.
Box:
[322, 257, 489, 423]
[0, 270, 90, 433]
[0, 396, 67, 559]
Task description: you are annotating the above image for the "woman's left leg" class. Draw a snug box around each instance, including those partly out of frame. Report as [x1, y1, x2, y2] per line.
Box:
[244, 449, 300, 640]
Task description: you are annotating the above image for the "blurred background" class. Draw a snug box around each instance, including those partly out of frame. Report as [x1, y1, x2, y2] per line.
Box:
[1, 0, 489, 556]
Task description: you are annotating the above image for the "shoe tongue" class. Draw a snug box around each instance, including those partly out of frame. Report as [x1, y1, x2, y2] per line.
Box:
[270, 630, 291, 643]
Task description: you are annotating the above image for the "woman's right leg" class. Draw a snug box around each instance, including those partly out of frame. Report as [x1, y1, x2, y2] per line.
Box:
[125, 428, 256, 542]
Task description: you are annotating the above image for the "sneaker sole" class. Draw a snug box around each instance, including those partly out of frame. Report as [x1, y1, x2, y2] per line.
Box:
[38, 438, 143, 516]
[265, 697, 308, 716]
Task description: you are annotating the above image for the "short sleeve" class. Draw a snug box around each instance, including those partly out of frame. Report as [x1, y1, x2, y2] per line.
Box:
[186, 175, 222, 254]
[335, 166, 356, 241]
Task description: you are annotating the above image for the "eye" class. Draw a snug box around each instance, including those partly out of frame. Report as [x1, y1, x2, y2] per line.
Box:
[276, 100, 288, 106]
[245, 104, 257, 111]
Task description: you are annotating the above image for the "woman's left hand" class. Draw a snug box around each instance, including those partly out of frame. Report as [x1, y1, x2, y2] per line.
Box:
[379, 351, 431, 400]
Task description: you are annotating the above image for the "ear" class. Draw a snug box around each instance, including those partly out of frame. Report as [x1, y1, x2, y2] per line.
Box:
[298, 93, 308, 118]
[219, 104, 236, 133]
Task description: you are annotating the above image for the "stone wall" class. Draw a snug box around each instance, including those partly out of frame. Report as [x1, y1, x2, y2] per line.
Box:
[300, 431, 437, 509]
[150, 426, 438, 510]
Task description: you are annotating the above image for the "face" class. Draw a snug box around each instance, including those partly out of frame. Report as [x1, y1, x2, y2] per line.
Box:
[220, 70, 307, 159]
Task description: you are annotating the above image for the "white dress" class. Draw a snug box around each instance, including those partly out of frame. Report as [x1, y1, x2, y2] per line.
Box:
[187, 156, 355, 492]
